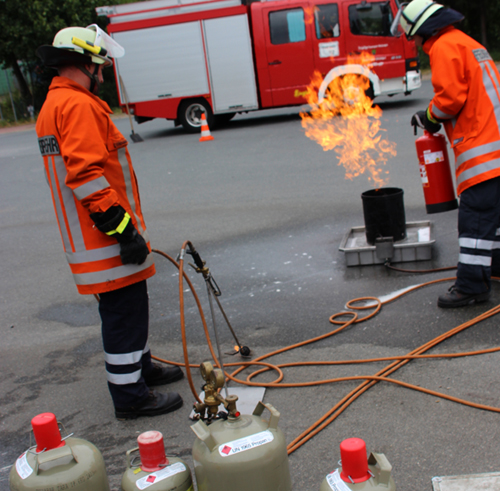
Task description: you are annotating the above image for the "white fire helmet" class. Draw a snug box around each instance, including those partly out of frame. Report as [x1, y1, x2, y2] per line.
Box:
[390, 0, 444, 37]
[37, 24, 124, 68]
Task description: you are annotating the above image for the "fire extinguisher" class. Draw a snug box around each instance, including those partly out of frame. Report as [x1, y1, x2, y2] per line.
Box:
[415, 130, 458, 214]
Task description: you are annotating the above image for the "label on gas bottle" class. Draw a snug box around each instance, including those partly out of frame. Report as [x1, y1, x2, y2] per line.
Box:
[15, 451, 33, 480]
[325, 470, 351, 491]
[423, 150, 444, 164]
[135, 462, 186, 490]
[218, 430, 274, 457]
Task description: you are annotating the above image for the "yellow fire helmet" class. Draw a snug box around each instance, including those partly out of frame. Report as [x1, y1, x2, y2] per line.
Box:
[390, 0, 443, 37]
[37, 24, 124, 68]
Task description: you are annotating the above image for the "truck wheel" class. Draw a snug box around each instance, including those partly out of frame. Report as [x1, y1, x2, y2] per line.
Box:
[178, 99, 213, 133]
[364, 83, 375, 101]
[325, 76, 374, 106]
[342, 77, 374, 104]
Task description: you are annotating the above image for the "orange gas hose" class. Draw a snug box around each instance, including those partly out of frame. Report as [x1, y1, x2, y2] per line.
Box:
[151, 248, 500, 455]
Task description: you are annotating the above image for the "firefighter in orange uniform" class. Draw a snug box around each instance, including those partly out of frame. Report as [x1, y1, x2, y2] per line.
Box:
[394, 0, 500, 308]
[36, 26, 184, 418]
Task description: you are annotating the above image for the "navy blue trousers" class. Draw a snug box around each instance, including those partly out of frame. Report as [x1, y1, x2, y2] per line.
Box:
[456, 177, 500, 294]
[98, 280, 155, 408]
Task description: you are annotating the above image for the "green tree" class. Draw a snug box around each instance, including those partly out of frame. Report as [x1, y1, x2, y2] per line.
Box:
[0, 0, 103, 103]
[0, 0, 144, 110]
[446, 1, 500, 51]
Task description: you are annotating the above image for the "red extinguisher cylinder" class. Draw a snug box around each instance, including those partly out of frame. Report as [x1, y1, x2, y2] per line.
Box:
[415, 131, 458, 214]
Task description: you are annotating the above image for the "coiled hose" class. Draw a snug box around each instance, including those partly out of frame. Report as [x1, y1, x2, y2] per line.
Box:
[152, 244, 500, 455]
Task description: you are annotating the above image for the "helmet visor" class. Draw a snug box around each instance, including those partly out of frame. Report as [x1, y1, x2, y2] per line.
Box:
[390, 3, 409, 36]
[87, 24, 125, 59]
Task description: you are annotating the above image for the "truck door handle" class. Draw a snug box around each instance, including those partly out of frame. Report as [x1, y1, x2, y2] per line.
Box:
[269, 60, 282, 65]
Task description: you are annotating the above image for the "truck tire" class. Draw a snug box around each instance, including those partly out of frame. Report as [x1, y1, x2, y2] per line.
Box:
[342, 76, 374, 104]
[325, 76, 374, 106]
[364, 82, 375, 101]
[178, 99, 214, 133]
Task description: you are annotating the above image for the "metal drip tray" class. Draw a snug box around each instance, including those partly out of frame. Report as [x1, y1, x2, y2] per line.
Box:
[339, 220, 434, 266]
[432, 472, 500, 490]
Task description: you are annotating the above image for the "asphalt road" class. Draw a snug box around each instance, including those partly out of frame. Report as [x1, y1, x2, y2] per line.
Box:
[2, 79, 500, 491]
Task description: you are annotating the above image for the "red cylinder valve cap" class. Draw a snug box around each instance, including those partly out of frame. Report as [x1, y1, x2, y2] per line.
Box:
[31, 413, 65, 452]
[340, 438, 371, 484]
[137, 431, 168, 472]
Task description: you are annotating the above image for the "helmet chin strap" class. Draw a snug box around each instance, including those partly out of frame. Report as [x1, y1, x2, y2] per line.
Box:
[78, 63, 101, 94]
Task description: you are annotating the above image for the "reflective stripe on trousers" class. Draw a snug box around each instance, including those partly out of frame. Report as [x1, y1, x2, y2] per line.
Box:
[98, 280, 153, 407]
[105, 344, 151, 385]
[456, 177, 500, 294]
[458, 238, 493, 267]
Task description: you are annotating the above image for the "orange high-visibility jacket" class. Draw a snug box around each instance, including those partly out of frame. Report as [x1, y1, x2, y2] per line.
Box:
[36, 76, 155, 295]
[425, 26, 500, 195]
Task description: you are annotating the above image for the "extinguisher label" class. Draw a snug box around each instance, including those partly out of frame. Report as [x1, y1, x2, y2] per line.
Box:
[135, 462, 186, 490]
[420, 162, 429, 185]
[423, 150, 445, 164]
[218, 430, 274, 457]
[325, 470, 351, 491]
[15, 451, 33, 480]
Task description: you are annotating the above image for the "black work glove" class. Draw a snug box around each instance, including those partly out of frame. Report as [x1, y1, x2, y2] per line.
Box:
[411, 109, 442, 134]
[90, 205, 149, 265]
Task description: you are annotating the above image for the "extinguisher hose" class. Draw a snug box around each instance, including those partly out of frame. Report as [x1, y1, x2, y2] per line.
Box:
[151, 247, 500, 456]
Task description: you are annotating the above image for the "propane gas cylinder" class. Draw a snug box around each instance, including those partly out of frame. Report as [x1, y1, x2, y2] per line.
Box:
[191, 400, 292, 491]
[320, 438, 396, 491]
[415, 131, 458, 214]
[121, 430, 193, 491]
[9, 412, 109, 491]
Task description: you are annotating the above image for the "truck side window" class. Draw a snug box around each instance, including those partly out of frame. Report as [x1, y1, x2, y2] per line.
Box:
[269, 9, 306, 44]
[348, 1, 393, 36]
[314, 4, 340, 39]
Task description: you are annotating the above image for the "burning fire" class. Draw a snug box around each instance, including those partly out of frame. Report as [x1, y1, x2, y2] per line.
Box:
[303, 5, 318, 26]
[300, 53, 396, 188]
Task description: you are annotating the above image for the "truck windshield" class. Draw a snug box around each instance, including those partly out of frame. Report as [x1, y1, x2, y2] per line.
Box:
[348, 1, 393, 36]
[269, 9, 306, 44]
[314, 4, 340, 39]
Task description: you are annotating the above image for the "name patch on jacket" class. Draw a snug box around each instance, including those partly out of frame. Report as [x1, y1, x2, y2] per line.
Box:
[473, 49, 492, 63]
[38, 135, 60, 156]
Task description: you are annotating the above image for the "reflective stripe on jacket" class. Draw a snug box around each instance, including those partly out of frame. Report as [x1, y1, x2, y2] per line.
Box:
[36, 77, 155, 294]
[424, 27, 500, 195]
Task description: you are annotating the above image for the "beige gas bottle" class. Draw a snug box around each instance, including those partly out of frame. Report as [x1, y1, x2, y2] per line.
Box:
[9, 412, 109, 491]
[319, 438, 396, 491]
[121, 430, 193, 491]
[192, 399, 292, 491]
[191, 361, 291, 491]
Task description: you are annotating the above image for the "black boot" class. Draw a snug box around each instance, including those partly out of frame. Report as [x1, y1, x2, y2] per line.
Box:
[115, 390, 183, 420]
[143, 363, 184, 386]
[437, 285, 490, 308]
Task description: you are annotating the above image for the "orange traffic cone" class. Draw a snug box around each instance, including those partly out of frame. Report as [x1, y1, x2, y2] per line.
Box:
[199, 113, 214, 142]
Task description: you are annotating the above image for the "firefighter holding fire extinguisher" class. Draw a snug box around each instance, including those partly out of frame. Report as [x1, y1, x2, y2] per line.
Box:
[392, 0, 500, 308]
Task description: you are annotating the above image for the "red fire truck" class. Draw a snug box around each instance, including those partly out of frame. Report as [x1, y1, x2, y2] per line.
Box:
[97, 0, 421, 132]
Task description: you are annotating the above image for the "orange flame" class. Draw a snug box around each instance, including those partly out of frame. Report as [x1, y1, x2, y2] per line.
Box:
[300, 53, 396, 188]
[303, 5, 318, 26]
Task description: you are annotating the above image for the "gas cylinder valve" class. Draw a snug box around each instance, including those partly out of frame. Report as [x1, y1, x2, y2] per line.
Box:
[193, 362, 239, 423]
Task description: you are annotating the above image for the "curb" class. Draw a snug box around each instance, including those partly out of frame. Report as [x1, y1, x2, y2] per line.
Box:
[0, 123, 36, 134]
[0, 113, 127, 135]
